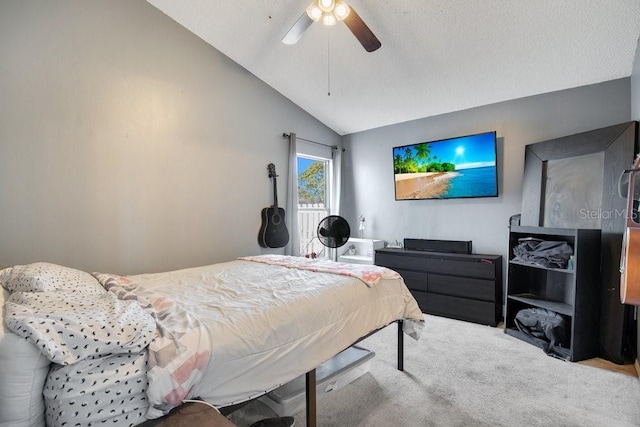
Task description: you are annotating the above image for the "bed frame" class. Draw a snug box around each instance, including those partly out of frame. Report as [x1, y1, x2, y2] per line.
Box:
[303, 320, 404, 427]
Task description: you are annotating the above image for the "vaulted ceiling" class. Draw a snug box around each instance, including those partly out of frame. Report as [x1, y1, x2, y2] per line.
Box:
[147, 0, 640, 136]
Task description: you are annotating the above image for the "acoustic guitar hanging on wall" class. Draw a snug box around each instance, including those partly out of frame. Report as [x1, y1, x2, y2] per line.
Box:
[620, 154, 640, 305]
[258, 163, 290, 248]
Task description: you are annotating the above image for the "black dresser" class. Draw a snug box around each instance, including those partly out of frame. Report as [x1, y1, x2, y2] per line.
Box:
[375, 248, 503, 326]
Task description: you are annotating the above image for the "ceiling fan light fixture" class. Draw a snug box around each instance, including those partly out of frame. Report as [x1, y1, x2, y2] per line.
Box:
[303, 0, 349, 27]
[306, 3, 323, 21]
[334, 2, 350, 21]
[318, 0, 335, 13]
[322, 12, 337, 26]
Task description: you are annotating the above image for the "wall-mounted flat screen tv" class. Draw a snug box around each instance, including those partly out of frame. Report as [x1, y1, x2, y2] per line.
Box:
[393, 131, 498, 200]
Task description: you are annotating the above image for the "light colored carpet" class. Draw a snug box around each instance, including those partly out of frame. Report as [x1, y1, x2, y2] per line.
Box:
[228, 314, 640, 426]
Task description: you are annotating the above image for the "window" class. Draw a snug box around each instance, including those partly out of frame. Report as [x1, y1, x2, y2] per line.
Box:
[297, 155, 332, 258]
[285, 134, 341, 259]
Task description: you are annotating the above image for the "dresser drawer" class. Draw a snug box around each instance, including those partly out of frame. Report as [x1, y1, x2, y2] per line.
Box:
[395, 269, 428, 292]
[426, 294, 499, 326]
[426, 258, 496, 279]
[409, 289, 428, 313]
[376, 253, 426, 272]
[428, 273, 497, 302]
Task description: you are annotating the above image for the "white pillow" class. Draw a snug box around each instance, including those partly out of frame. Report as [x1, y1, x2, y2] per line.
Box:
[0, 286, 49, 427]
[0, 262, 104, 294]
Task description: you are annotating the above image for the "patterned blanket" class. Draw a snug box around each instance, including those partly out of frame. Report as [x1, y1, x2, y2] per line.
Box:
[4, 290, 155, 426]
[94, 273, 212, 419]
[4, 274, 211, 423]
[238, 254, 400, 287]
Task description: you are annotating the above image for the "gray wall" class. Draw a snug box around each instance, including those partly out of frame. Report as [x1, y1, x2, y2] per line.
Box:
[0, 0, 340, 274]
[341, 79, 631, 260]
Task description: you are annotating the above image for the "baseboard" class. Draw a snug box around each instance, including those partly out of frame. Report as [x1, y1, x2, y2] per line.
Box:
[635, 359, 640, 379]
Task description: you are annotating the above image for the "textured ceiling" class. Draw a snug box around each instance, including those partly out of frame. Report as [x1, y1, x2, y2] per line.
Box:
[146, 0, 640, 136]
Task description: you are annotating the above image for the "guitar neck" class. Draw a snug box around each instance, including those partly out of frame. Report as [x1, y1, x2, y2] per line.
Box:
[267, 163, 280, 209]
[272, 175, 279, 208]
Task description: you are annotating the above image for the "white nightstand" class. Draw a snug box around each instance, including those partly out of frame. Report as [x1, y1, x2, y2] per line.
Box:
[338, 238, 384, 265]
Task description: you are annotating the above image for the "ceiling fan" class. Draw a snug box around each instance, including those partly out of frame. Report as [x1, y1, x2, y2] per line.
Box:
[282, 0, 381, 53]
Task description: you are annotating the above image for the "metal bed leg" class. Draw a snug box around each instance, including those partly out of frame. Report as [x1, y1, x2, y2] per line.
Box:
[305, 369, 317, 427]
[303, 321, 403, 425]
[397, 319, 404, 371]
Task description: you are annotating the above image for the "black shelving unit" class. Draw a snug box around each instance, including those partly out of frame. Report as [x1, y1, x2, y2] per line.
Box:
[504, 226, 601, 362]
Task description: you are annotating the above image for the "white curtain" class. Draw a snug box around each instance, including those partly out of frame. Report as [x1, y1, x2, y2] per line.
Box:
[285, 133, 299, 256]
[329, 146, 343, 261]
[331, 146, 342, 216]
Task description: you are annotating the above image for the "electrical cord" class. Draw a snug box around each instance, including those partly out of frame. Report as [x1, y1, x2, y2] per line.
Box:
[182, 399, 221, 414]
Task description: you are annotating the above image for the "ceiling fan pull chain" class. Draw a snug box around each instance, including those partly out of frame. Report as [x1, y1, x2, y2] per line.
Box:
[327, 31, 331, 96]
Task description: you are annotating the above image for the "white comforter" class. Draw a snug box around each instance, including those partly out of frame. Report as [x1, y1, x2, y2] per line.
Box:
[118, 256, 424, 407]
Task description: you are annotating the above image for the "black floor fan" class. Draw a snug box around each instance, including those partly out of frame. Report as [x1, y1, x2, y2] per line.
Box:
[317, 215, 351, 261]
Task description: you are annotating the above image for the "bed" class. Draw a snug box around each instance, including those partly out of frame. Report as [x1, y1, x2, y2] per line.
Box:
[0, 255, 424, 427]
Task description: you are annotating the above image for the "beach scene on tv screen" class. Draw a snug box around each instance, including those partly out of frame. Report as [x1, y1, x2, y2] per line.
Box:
[394, 132, 497, 200]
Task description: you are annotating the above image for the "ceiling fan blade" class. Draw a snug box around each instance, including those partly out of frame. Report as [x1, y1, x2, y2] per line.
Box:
[282, 12, 314, 45]
[343, 7, 381, 52]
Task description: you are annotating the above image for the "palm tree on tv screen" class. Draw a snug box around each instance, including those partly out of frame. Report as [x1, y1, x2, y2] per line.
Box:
[414, 143, 431, 172]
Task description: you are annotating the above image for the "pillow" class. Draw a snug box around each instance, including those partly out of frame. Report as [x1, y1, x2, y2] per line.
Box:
[0, 262, 104, 294]
[0, 286, 49, 427]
